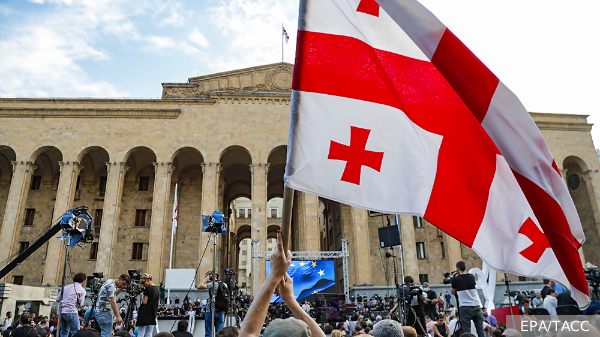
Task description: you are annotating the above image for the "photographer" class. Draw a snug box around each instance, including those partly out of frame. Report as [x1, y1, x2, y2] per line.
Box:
[56, 272, 87, 337]
[422, 282, 438, 321]
[451, 261, 484, 337]
[401, 276, 426, 336]
[95, 274, 131, 337]
[197, 271, 227, 337]
[137, 273, 159, 337]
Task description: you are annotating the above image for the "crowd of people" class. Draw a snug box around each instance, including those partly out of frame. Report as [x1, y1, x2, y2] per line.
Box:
[2, 231, 600, 337]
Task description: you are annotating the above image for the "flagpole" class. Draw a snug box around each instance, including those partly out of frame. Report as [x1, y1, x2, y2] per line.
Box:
[280, 185, 294, 252]
[167, 183, 178, 306]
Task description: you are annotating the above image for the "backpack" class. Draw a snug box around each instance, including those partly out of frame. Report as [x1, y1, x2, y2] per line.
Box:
[211, 281, 229, 312]
[451, 320, 463, 337]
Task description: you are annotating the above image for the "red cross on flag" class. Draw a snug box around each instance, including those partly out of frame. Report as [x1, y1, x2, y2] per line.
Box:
[284, 0, 590, 308]
[172, 183, 178, 234]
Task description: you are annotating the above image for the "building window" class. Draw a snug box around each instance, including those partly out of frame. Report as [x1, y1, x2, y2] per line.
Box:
[440, 242, 446, 258]
[19, 242, 29, 254]
[419, 274, 429, 284]
[24, 209, 35, 226]
[13, 276, 23, 285]
[241, 282, 246, 288]
[241, 261, 247, 266]
[240, 270, 245, 278]
[94, 209, 103, 226]
[89, 242, 98, 260]
[132, 243, 144, 260]
[416, 242, 426, 259]
[135, 210, 148, 227]
[267, 248, 272, 251]
[238, 209, 245, 218]
[413, 216, 422, 228]
[98, 176, 107, 197]
[242, 250, 247, 255]
[139, 177, 150, 191]
[270, 209, 278, 218]
[518, 276, 527, 282]
[30, 176, 42, 190]
[247, 208, 252, 218]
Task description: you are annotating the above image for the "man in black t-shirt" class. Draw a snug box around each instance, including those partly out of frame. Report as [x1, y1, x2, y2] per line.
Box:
[422, 282, 438, 320]
[451, 261, 484, 337]
[137, 273, 159, 337]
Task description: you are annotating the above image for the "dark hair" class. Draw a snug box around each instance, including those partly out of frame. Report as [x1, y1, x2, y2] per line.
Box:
[73, 273, 87, 283]
[324, 325, 334, 334]
[361, 321, 368, 329]
[456, 261, 466, 271]
[118, 274, 131, 284]
[20, 313, 32, 325]
[177, 320, 188, 332]
[153, 333, 174, 337]
[547, 289, 556, 295]
[35, 327, 50, 337]
[404, 276, 414, 283]
[524, 309, 533, 315]
[522, 299, 530, 304]
[364, 327, 370, 334]
[461, 334, 476, 337]
[543, 279, 550, 285]
[492, 329, 503, 337]
[216, 327, 239, 337]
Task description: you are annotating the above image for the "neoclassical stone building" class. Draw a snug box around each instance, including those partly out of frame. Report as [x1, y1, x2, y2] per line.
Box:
[0, 63, 599, 295]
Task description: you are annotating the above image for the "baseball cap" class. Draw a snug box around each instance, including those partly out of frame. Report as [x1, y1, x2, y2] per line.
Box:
[263, 318, 311, 337]
[422, 282, 429, 286]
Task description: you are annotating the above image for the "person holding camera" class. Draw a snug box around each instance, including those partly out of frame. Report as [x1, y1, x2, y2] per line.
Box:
[137, 273, 159, 337]
[197, 271, 227, 337]
[56, 272, 87, 337]
[401, 276, 426, 336]
[451, 261, 484, 337]
[95, 274, 131, 337]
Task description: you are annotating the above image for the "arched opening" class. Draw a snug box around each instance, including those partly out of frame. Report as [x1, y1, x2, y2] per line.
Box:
[563, 156, 600, 263]
[236, 224, 252, 294]
[71, 146, 110, 278]
[169, 147, 204, 270]
[113, 147, 157, 277]
[15, 146, 63, 285]
[0, 146, 17, 232]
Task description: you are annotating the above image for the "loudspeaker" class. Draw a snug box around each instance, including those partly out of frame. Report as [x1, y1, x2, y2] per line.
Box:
[378, 225, 401, 248]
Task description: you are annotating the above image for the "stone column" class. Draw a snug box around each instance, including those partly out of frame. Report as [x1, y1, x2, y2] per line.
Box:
[0, 161, 35, 271]
[350, 207, 372, 285]
[398, 215, 419, 279]
[297, 192, 320, 251]
[95, 162, 128, 278]
[251, 164, 268, 287]
[148, 162, 173, 281]
[199, 162, 220, 279]
[43, 161, 81, 286]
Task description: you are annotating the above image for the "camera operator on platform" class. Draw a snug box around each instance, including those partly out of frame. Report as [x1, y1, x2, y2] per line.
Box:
[137, 273, 159, 337]
[451, 261, 485, 337]
[95, 274, 131, 337]
[401, 276, 426, 336]
[197, 271, 227, 337]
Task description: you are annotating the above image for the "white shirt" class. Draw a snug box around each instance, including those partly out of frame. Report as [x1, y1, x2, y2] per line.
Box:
[543, 296, 558, 315]
[2, 318, 12, 331]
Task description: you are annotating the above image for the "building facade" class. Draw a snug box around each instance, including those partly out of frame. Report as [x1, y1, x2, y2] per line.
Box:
[0, 63, 598, 295]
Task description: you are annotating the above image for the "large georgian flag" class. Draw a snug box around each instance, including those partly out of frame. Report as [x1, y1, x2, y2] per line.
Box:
[284, 0, 590, 308]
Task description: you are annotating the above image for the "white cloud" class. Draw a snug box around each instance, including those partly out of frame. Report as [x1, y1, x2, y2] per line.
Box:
[207, 0, 299, 70]
[145, 36, 201, 55]
[188, 28, 209, 48]
[0, 4, 15, 15]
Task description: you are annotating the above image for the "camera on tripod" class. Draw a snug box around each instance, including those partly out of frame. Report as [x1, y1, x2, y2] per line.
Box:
[125, 270, 144, 298]
[443, 271, 458, 285]
[202, 211, 227, 234]
[88, 272, 105, 302]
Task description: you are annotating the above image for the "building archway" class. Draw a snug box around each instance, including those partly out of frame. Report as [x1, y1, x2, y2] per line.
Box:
[14, 146, 63, 285]
[0, 146, 16, 233]
[563, 156, 600, 263]
[169, 147, 205, 270]
[71, 146, 110, 279]
[112, 147, 157, 277]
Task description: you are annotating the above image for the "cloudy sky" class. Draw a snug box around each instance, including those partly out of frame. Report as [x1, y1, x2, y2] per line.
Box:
[1, 0, 599, 146]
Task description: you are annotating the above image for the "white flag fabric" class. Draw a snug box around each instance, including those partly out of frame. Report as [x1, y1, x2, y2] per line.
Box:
[285, 0, 589, 308]
[172, 184, 178, 234]
[283, 26, 290, 44]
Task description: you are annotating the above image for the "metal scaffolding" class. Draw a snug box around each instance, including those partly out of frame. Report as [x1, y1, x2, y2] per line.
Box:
[251, 239, 350, 303]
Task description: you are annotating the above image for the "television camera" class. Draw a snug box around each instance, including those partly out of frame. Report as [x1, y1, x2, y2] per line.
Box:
[202, 211, 227, 234]
[123, 270, 144, 300]
[443, 271, 458, 285]
[87, 272, 106, 303]
[585, 263, 600, 300]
